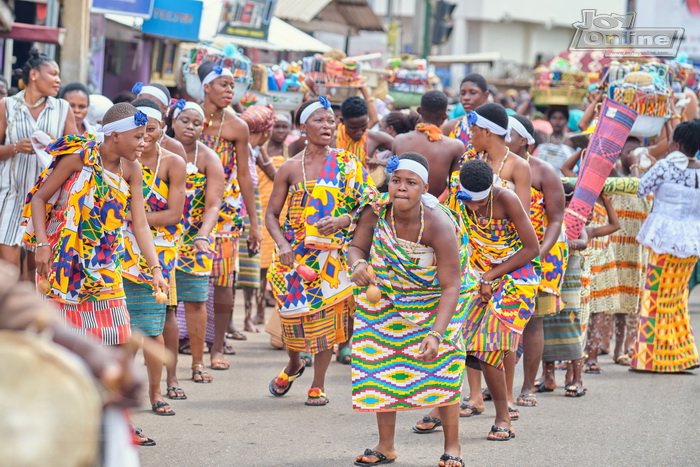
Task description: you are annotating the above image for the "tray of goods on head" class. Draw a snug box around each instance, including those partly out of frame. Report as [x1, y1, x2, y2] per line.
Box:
[245, 61, 305, 111]
[603, 61, 671, 137]
[532, 58, 589, 106]
[302, 53, 362, 103]
[182, 43, 252, 103]
[386, 57, 430, 108]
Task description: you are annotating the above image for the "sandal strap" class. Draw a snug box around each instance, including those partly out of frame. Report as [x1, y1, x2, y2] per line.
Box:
[440, 453, 464, 467]
[362, 449, 387, 462]
[422, 415, 441, 423]
[460, 403, 478, 412]
[308, 387, 326, 398]
[490, 425, 513, 434]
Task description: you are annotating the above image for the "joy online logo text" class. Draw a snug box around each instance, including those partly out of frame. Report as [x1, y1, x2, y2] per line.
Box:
[570, 10, 684, 57]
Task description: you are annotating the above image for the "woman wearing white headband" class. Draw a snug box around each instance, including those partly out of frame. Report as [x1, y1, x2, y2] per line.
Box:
[197, 61, 261, 364]
[120, 97, 187, 414]
[348, 152, 468, 467]
[266, 97, 373, 406]
[165, 100, 225, 387]
[132, 82, 187, 159]
[506, 114, 568, 407]
[416, 159, 539, 441]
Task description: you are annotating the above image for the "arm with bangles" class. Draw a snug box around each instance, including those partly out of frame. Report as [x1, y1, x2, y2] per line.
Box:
[0, 100, 33, 160]
[346, 207, 379, 288]
[196, 145, 225, 255]
[256, 144, 277, 181]
[478, 189, 540, 302]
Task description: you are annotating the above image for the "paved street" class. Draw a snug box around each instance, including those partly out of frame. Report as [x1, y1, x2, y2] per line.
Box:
[135, 290, 700, 467]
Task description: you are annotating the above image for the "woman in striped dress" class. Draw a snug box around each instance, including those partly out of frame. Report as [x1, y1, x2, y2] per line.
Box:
[121, 98, 185, 414]
[0, 50, 77, 269]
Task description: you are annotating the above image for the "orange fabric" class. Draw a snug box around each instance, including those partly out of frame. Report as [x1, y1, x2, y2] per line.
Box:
[335, 123, 368, 163]
[415, 123, 444, 142]
[258, 155, 288, 269]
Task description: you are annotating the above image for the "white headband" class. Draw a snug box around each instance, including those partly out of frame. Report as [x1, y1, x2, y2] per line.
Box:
[173, 100, 206, 120]
[132, 82, 169, 106]
[202, 66, 234, 88]
[99, 110, 148, 136]
[456, 182, 492, 202]
[136, 106, 162, 123]
[300, 96, 332, 124]
[508, 116, 535, 145]
[468, 111, 511, 142]
[276, 112, 291, 124]
[385, 155, 438, 207]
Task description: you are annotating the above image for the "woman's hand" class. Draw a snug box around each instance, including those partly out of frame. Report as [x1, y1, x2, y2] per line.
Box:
[417, 335, 439, 362]
[247, 224, 262, 252]
[478, 281, 493, 303]
[277, 240, 294, 267]
[351, 262, 373, 287]
[151, 268, 169, 296]
[316, 215, 350, 236]
[193, 237, 214, 254]
[35, 244, 52, 279]
[15, 138, 34, 154]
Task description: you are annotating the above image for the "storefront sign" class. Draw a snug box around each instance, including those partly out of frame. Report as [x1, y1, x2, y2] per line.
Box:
[218, 0, 277, 41]
[93, 0, 155, 18]
[142, 0, 203, 41]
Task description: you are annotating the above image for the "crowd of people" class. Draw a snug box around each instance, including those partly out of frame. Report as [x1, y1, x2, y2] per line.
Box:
[1, 48, 699, 467]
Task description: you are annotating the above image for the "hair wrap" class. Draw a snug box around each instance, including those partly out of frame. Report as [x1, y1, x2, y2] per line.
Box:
[201, 66, 234, 88]
[173, 100, 205, 120]
[132, 82, 169, 106]
[508, 116, 534, 144]
[385, 155, 437, 207]
[136, 106, 162, 123]
[100, 111, 148, 136]
[468, 110, 511, 142]
[241, 105, 276, 133]
[456, 182, 491, 202]
[299, 96, 332, 124]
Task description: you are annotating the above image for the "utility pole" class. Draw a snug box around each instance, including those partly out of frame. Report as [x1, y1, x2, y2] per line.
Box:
[422, 0, 432, 58]
[60, 0, 90, 83]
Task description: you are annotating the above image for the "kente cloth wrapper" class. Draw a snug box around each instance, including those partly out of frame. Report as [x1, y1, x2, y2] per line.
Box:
[542, 311, 584, 361]
[303, 148, 373, 250]
[335, 123, 368, 165]
[176, 168, 214, 276]
[415, 123, 443, 141]
[237, 190, 262, 289]
[258, 155, 288, 269]
[564, 98, 637, 240]
[22, 135, 130, 304]
[210, 237, 238, 287]
[200, 134, 246, 238]
[585, 202, 621, 314]
[352, 195, 469, 412]
[530, 187, 569, 298]
[449, 117, 470, 148]
[630, 250, 700, 372]
[55, 298, 130, 345]
[456, 204, 539, 371]
[268, 156, 374, 317]
[122, 164, 182, 287]
[561, 176, 640, 196]
[608, 195, 651, 315]
[281, 299, 352, 354]
[124, 279, 166, 336]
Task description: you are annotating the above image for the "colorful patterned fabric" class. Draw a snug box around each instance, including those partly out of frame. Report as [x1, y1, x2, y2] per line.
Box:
[352, 196, 469, 412]
[258, 155, 287, 269]
[564, 98, 637, 240]
[23, 135, 129, 304]
[56, 298, 130, 345]
[124, 279, 166, 336]
[175, 269, 209, 302]
[456, 205, 540, 370]
[542, 311, 584, 361]
[176, 168, 214, 276]
[200, 134, 245, 238]
[268, 149, 373, 317]
[237, 189, 262, 288]
[530, 187, 546, 243]
[210, 237, 238, 287]
[281, 299, 352, 354]
[449, 117, 470, 148]
[415, 123, 443, 141]
[122, 163, 182, 286]
[335, 123, 368, 164]
[608, 195, 651, 314]
[586, 202, 622, 314]
[630, 250, 699, 372]
[561, 176, 640, 196]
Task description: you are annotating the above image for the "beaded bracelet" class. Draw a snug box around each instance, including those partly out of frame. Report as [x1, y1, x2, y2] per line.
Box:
[348, 258, 368, 276]
[36, 243, 51, 248]
[427, 330, 444, 343]
[193, 235, 209, 242]
[150, 264, 163, 273]
[479, 278, 495, 285]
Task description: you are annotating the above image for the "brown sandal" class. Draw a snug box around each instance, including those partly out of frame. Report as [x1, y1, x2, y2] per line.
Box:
[192, 363, 213, 383]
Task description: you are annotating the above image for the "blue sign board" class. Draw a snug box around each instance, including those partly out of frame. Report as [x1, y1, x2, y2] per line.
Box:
[142, 0, 203, 42]
[93, 0, 154, 18]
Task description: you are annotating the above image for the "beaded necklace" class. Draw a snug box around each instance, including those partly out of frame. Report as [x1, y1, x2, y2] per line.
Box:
[390, 203, 425, 243]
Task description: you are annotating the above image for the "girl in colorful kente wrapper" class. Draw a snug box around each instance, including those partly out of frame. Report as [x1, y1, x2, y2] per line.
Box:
[348, 153, 469, 467]
[121, 98, 186, 416]
[266, 97, 374, 406]
[628, 120, 700, 373]
[23, 103, 168, 345]
[418, 159, 539, 441]
[198, 61, 261, 362]
[163, 101, 224, 389]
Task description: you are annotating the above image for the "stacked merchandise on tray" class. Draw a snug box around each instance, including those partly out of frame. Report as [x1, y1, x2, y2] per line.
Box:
[532, 58, 589, 106]
[386, 57, 429, 108]
[302, 52, 362, 102]
[242, 61, 305, 111]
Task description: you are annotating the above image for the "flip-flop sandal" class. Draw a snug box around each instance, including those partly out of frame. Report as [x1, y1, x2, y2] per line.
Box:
[508, 407, 520, 420]
[191, 364, 212, 383]
[482, 388, 493, 401]
[166, 386, 187, 400]
[584, 362, 602, 374]
[226, 330, 247, 341]
[614, 355, 631, 366]
[487, 425, 515, 441]
[439, 453, 464, 467]
[151, 401, 175, 416]
[459, 403, 483, 418]
[564, 385, 587, 397]
[178, 343, 191, 355]
[412, 416, 442, 433]
[300, 352, 313, 367]
[269, 360, 306, 397]
[336, 346, 352, 364]
[516, 393, 538, 407]
[354, 449, 396, 466]
[210, 358, 230, 370]
[133, 428, 156, 446]
[534, 380, 554, 392]
[304, 387, 329, 406]
[223, 342, 236, 355]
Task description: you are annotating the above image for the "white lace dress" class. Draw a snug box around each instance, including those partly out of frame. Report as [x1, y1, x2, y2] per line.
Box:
[636, 158, 700, 258]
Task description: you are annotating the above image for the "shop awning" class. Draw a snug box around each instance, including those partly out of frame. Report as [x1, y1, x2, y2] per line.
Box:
[207, 17, 331, 53]
[275, 0, 384, 36]
[0, 22, 65, 45]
